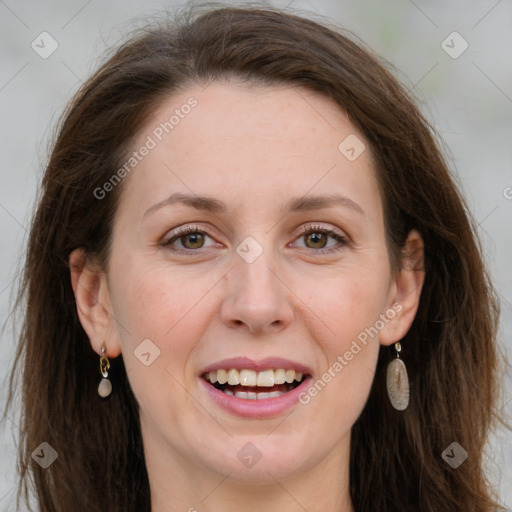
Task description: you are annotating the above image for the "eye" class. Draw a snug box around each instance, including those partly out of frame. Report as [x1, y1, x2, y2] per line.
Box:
[292, 224, 348, 254]
[160, 225, 219, 252]
[161, 223, 348, 255]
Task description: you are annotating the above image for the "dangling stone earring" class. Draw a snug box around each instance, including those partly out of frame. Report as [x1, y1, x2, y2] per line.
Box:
[98, 342, 112, 398]
[386, 341, 409, 411]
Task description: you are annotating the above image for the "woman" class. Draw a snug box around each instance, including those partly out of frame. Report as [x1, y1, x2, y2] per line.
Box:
[5, 4, 508, 511]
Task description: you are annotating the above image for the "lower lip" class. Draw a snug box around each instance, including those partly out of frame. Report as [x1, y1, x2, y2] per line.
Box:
[199, 377, 311, 419]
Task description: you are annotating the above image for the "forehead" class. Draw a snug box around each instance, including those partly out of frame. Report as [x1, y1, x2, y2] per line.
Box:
[116, 81, 382, 223]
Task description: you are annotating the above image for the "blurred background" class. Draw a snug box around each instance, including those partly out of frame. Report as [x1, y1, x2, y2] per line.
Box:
[1, 0, 511, 509]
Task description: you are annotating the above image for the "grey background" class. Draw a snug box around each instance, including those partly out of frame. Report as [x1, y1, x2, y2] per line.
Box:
[1, 0, 511, 510]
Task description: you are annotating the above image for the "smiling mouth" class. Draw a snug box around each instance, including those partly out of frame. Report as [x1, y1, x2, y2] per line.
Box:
[202, 368, 307, 399]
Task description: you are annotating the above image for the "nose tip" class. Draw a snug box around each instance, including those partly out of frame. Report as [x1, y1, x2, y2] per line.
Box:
[220, 259, 294, 335]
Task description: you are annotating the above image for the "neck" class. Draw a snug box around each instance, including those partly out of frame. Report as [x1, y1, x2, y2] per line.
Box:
[143, 423, 354, 512]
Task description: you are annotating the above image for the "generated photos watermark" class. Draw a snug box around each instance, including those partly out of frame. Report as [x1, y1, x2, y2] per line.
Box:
[298, 302, 403, 405]
[93, 96, 198, 200]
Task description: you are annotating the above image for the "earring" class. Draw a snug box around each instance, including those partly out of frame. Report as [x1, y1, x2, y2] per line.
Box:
[97, 342, 112, 398]
[386, 341, 409, 411]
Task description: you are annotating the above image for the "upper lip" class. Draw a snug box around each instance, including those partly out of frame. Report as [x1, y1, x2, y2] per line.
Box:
[200, 356, 312, 375]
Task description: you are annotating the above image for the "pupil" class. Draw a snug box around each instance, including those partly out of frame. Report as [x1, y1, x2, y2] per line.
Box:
[184, 233, 204, 249]
[307, 232, 326, 248]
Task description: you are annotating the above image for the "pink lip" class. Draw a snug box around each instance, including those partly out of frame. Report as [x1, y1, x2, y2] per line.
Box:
[200, 356, 311, 375]
[199, 376, 312, 419]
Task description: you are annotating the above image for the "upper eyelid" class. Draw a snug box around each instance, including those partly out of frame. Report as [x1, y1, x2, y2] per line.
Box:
[164, 222, 344, 238]
[295, 223, 344, 236]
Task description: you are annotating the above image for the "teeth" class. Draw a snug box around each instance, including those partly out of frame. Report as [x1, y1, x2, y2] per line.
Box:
[257, 370, 275, 387]
[227, 369, 240, 385]
[232, 390, 286, 400]
[285, 369, 296, 383]
[274, 369, 286, 384]
[239, 369, 257, 386]
[205, 368, 306, 387]
[217, 369, 228, 385]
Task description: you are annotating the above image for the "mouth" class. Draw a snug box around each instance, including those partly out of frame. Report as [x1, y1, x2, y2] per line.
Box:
[202, 368, 307, 399]
[199, 358, 312, 418]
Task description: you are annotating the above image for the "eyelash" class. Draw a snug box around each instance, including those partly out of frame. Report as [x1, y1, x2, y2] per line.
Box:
[161, 224, 348, 256]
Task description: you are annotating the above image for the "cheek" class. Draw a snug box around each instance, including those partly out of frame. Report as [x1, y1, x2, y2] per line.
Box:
[108, 263, 213, 425]
[108, 259, 212, 374]
[304, 266, 390, 351]
[295, 265, 388, 413]
[110, 248, 208, 330]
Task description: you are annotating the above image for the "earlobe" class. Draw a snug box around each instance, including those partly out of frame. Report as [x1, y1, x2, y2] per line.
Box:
[69, 248, 122, 357]
[380, 229, 425, 346]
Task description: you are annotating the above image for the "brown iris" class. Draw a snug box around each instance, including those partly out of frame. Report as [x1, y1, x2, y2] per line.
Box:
[304, 232, 328, 249]
[181, 232, 205, 249]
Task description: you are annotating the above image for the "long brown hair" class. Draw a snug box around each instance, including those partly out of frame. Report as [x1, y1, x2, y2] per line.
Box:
[4, 4, 508, 511]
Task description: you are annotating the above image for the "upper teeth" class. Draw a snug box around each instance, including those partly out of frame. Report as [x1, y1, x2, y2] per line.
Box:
[206, 368, 304, 387]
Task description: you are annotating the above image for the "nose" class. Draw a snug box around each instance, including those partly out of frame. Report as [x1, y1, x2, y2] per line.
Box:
[220, 249, 294, 335]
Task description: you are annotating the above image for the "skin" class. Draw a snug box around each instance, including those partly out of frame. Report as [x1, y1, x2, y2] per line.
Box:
[70, 82, 424, 512]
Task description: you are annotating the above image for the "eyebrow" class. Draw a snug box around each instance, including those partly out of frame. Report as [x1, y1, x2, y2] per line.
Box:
[143, 191, 365, 219]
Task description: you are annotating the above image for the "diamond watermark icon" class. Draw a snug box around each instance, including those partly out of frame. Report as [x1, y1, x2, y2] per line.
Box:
[31, 442, 58, 469]
[236, 236, 263, 264]
[134, 338, 161, 366]
[441, 32, 468, 59]
[237, 442, 263, 468]
[31, 32, 59, 59]
[441, 441, 468, 469]
[338, 134, 366, 162]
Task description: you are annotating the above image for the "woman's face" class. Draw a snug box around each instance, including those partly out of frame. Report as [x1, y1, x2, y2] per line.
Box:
[87, 82, 419, 484]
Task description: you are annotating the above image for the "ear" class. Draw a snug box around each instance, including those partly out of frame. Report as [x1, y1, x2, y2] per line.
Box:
[380, 229, 425, 346]
[69, 248, 122, 358]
